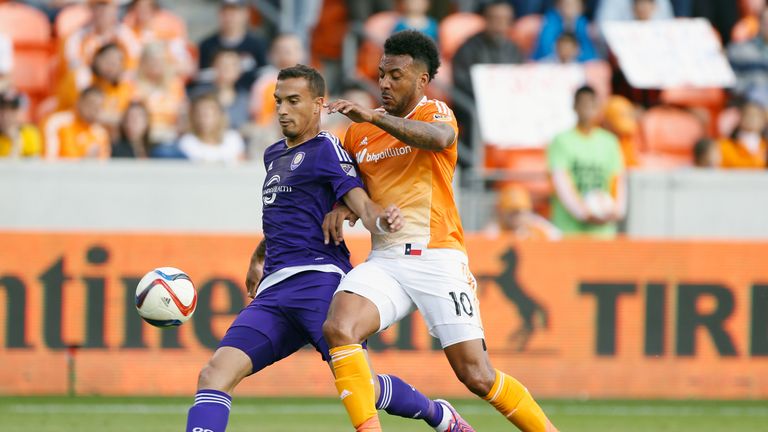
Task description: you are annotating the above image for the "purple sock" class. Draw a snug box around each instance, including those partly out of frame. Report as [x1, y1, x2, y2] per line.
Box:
[376, 374, 443, 427]
[186, 389, 232, 432]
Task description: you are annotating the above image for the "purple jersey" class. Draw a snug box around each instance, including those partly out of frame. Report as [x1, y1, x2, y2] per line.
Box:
[261, 131, 363, 280]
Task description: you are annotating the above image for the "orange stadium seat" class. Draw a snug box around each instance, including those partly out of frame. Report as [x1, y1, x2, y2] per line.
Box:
[640, 106, 706, 167]
[0, 2, 51, 45]
[55, 4, 91, 38]
[485, 146, 552, 212]
[439, 12, 485, 61]
[660, 87, 725, 135]
[510, 14, 542, 57]
[0, 3, 52, 112]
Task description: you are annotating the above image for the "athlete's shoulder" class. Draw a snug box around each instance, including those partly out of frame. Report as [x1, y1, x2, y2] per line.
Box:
[415, 98, 455, 122]
[316, 130, 354, 164]
[264, 139, 286, 158]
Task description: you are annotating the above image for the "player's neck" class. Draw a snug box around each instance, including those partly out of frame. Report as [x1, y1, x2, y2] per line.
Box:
[286, 127, 320, 148]
[391, 94, 425, 118]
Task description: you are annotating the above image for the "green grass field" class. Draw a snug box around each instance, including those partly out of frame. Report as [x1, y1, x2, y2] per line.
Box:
[1, 396, 767, 431]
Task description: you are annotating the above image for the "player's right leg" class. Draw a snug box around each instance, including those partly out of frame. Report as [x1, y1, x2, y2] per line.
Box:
[323, 260, 476, 432]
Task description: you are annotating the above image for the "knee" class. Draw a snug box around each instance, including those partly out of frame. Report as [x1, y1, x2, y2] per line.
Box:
[322, 318, 362, 348]
[454, 364, 496, 397]
[197, 363, 237, 393]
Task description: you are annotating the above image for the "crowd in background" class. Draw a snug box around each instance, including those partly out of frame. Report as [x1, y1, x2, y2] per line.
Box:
[1, 0, 768, 238]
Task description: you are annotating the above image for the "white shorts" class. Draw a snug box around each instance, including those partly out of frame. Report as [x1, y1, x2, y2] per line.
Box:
[335, 244, 485, 348]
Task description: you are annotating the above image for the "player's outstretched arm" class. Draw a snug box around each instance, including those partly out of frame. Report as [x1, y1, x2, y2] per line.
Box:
[342, 187, 404, 237]
[326, 99, 454, 151]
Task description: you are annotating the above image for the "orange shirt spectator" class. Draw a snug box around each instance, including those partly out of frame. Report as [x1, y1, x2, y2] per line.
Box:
[123, 0, 194, 78]
[60, 0, 142, 86]
[603, 95, 641, 168]
[57, 43, 134, 132]
[731, 0, 764, 42]
[43, 86, 110, 160]
[132, 43, 187, 143]
[719, 101, 768, 169]
[250, 33, 306, 126]
[485, 184, 562, 240]
[0, 92, 42, 158]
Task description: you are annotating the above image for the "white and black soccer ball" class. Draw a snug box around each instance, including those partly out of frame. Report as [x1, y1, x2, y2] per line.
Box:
[135, 267, 197, 327]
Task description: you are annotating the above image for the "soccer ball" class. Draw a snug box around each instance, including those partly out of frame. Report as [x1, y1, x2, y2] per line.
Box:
[583, 190, 615, 220]
[135, 267, 197, 327]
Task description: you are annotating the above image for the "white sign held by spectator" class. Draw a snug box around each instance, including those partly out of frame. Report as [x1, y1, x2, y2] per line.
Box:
[603, 18, 736, 89]
[471, 64, 585, 148]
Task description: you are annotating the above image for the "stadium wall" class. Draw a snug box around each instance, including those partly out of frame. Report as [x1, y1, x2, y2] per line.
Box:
[3, 161, 768, 237]
[0, 232, 766, 399]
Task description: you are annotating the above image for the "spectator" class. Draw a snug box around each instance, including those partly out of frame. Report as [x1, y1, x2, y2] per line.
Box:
[250, 33, 306, 126]
[112, 102, 153, 158]
[124, 0, 195, 78]
[132, 42, 187, 144]
[542, 31, 581, 63]
[728, 8, 768, 108]
[43, 86, 111, 160]
[178, 93, 245, 163]
[595, 0, 673, 23]
[0, 91, 43, 158]
[532, 0, 599, 62]
[603, 95, 640, 167]
[197, 0, 268, 91]
[731, 0, 765, 43]
[0, 33, 12, 94]
[193, 49, 251, 131]
[718, 101, 768, 169]
[693, 138, 720, 168]
[485, 184, 562, 240]
[547, 85, 626, 238]
[392, 0, 440, 43]
[57, 43, 134, 132]
[61, 0, 142, 85]
[452, 1, 523, 155]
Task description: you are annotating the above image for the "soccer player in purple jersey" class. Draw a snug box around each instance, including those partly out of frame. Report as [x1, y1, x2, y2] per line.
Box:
[185, 65, 474, 432]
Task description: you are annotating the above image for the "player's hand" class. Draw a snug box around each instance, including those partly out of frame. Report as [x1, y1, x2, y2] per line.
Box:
[377, 204, 405, 233]
[245, 258, 263, 299]
[325, 99, 376, 123]
[323, 205, 359, 245]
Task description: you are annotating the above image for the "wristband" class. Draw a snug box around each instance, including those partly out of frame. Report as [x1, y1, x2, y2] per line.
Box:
[375, 216, 387, 234]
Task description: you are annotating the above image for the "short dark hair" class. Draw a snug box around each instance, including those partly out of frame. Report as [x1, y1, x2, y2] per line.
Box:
[384, 30, 440, 82]
[277, 64, 325, 98]
[479, 0, 513, 16]
[574, 85, 596, 101]
[80, 85, 104, 99]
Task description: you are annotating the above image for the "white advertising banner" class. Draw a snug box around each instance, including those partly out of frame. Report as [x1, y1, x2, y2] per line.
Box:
[471, 64, 585, 148]
[602, 18, 736, 89]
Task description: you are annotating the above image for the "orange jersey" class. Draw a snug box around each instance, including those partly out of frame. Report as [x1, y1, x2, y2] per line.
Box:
[719, 137, 767, 169]
[43, 111, 110, 160]
[343, 97, 465, 252]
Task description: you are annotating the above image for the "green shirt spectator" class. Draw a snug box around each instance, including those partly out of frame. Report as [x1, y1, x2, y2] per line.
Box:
[547, 85, 627, 237]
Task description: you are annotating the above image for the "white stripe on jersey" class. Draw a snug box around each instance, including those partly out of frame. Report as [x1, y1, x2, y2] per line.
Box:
[322, 131, 353, 163]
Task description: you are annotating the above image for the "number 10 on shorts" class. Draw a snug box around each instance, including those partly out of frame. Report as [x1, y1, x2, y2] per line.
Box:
[449, 291, 474, 317]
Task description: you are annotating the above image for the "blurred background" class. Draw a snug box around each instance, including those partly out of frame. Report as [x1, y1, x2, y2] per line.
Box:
[0, 0, 767, 412]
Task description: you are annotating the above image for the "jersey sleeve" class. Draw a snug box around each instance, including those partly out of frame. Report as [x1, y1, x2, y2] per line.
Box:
[316, 135, 365, 201]
[414, 100, 459, 147]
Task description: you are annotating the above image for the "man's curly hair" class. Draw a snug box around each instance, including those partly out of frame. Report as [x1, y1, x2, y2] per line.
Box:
[384, 30, 440, 81]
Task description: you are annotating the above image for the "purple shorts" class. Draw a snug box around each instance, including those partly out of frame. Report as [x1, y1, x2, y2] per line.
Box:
[218, 271, 341, 375]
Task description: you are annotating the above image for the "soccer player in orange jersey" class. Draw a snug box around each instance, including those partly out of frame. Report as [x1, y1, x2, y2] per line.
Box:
[322, 30, 559, 432]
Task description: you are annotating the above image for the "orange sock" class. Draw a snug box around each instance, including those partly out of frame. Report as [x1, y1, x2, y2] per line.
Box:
[483, 369, 557, 432]
[329, 344, 381, 431]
